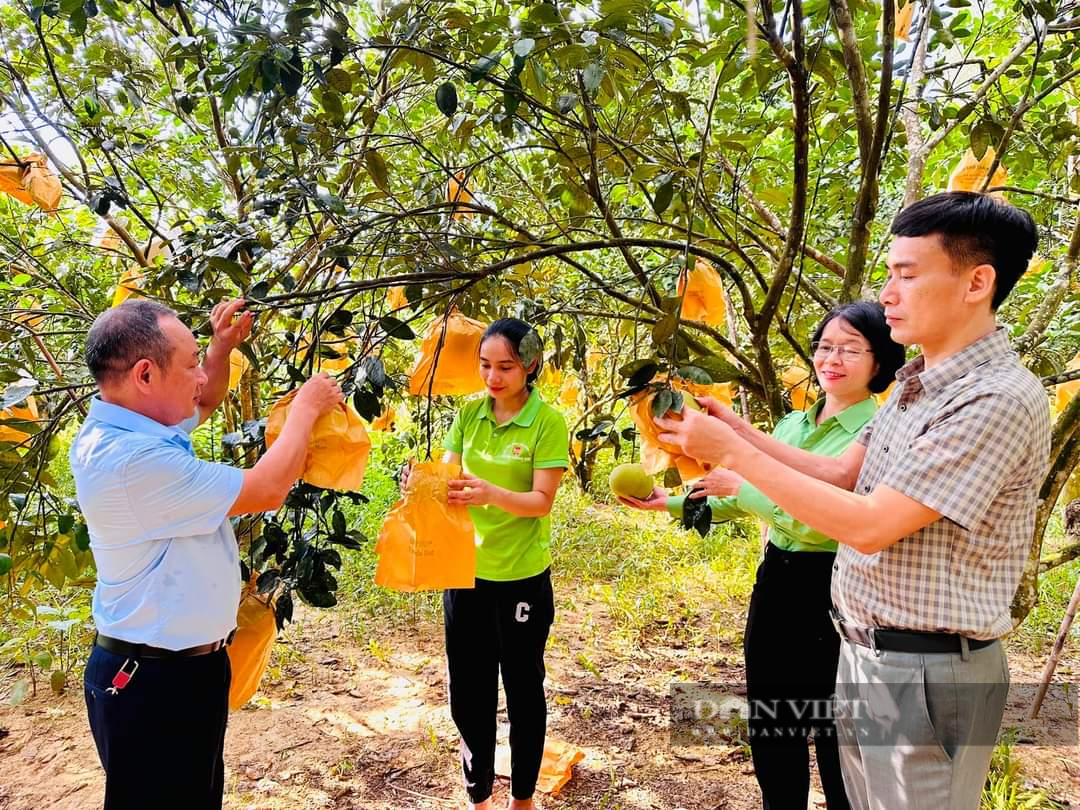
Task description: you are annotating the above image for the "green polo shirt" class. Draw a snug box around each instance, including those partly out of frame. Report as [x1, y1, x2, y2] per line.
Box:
[444, 387, 569, 581]
[667, 397, 877, 553]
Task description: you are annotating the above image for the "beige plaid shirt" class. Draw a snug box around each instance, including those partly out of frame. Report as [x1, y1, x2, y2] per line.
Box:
[832, 328, 1051, 640]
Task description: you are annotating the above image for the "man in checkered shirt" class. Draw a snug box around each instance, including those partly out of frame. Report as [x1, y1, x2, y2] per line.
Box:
[658, 192, 1050, 809]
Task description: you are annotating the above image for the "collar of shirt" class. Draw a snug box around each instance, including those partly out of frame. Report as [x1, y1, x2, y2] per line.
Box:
[481, 386, 542, 428]
[895, 326, 1013, 397]
[86, 397, 194, 455]
[800, 396, 877, 435]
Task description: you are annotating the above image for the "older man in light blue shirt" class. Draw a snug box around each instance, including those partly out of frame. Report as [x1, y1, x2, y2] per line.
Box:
[71, 401, 243, 650]
[72, 298, 342, 810]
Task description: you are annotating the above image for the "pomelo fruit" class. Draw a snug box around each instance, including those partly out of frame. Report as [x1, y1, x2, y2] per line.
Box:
[609, 462, 654, 500]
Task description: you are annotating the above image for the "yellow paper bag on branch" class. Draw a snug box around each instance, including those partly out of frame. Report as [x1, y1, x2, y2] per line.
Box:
[375, 461, 475, 592]
[227, 576, 277, 711]
[408, 307, 486, 396]
[299, 337, 353, 373]
[386, 285, 408, 310]
[678, 259, 726, 327]
[782, 364, 817, 411]
[264, 390, 371, 492]
[0, 396, 40, 444]
[369, 407, 397, 432]
[112, 267, 145, 308]
[0, 153, 62, 212]
[878, 2, 914, 41]
[947, 148, 1008, 198]
[1054, 353, 1080, 419]
[14, 297, 45, 331]
[228, 349, 251, 391]
[558, 375, 580, 408]
[630, 379, 733, 481]
[448, 172, 477, 220]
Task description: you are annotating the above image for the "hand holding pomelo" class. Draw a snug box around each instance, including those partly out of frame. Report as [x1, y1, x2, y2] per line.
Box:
[609, 462, 655, 500]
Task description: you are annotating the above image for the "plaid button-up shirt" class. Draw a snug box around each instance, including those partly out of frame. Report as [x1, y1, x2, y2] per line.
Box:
[832, 328, 1051, 640]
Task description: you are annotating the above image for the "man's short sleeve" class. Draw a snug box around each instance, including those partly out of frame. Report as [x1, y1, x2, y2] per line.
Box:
[878, 393, 1030, 530]
[533, 409, 569, 469]
[124, 446, 243, 538]
[444, 410, 465, 455]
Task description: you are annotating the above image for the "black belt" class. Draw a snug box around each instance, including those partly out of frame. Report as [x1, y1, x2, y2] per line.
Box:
[95, 631, 234, 659]
[830, 611, 995, 655]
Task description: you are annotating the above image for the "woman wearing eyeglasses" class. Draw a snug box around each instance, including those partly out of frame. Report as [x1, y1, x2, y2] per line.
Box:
[620, 301, 904, 810]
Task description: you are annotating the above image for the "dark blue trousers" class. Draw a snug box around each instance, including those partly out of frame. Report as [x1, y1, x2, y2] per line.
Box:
[84, 644, 231, 810]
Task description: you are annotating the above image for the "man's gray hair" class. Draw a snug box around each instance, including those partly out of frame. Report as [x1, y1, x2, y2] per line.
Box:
[85, 300, 178, 385]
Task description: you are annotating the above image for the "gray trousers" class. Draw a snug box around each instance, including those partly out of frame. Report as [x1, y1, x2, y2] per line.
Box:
[834, 638, 1008, 810]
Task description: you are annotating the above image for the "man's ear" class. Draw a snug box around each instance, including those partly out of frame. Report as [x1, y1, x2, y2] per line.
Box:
[966, 263, 996, 307]
[130, 358, 155, 392]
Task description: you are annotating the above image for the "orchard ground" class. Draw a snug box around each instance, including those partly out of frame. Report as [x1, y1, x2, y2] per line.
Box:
[2, 450, 1079, 809]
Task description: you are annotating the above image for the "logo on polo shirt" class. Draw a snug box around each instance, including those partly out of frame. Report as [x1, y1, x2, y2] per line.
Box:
[510, 443, 530, 458]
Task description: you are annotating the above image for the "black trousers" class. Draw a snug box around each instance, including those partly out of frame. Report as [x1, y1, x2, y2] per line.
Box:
[444, 568, 555, 803]
[744, 544, 850, 810]
[84, 643, 231, 810]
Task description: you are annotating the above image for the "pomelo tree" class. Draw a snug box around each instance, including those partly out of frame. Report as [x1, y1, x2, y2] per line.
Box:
[0, 0, 1076, 626]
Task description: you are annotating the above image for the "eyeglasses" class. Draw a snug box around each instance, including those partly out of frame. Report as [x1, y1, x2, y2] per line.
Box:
[811, 342, 874, 362]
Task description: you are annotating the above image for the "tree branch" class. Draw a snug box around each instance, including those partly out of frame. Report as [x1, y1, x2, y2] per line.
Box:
[840, 0, 894, 301]
[829, 0, 873, 164]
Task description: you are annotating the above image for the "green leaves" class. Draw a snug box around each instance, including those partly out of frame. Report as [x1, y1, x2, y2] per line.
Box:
[2, 379, 37, 409]
[583, 62, 604, 93]
[518, 328, 543, 371]
[618, 358, 658, 388]
[365, 150, 390, 191]
[469, 54, 500, 83]
[682, 495, 712, 538]
[326, 68, 353, 94]
[970, 118, 1005, 160]
[652, 173, 675, 215]
[281, 47, 304, 96]
[690, 355, 742, 384]
[556, 93, 578, 113]
[378, 315, 415, 339]
[651, 310, 679, 344]
[436, 82, 458, 117]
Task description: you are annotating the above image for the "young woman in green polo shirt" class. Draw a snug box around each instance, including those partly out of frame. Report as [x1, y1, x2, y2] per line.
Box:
[622, 302, 904, 810]
[437, 318, 569, 810]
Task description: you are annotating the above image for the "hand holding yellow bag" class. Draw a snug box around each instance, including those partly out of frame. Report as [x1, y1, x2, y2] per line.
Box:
[227, 575, 277, 711]
[375, 461, 476, 591]
[264, 390, 371, 491]
[630, 378, 733, 482]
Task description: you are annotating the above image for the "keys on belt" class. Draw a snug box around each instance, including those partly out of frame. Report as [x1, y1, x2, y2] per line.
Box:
[829, 610, 995, 655]
[94, 632, 234, 697]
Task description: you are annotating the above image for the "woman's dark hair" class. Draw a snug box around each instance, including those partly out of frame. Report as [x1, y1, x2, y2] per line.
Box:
[481, 318, 544, 387]
[890, 191, 1037, 311]
[810, 301, 905, 394]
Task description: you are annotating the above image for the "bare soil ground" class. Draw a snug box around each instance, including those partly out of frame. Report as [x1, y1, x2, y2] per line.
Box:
[2, 588, 1079, 810]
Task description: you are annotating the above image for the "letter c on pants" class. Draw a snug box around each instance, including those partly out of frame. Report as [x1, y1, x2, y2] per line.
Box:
[515, 602, 531, 623]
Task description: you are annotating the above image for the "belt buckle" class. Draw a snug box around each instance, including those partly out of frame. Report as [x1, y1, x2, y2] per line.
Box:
[867, 627, 880, 657]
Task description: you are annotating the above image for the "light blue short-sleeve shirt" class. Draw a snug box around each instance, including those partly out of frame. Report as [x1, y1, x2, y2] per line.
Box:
[70, 398, 244, 650]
